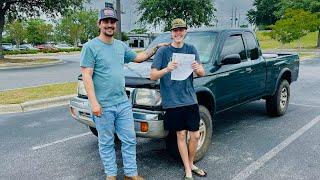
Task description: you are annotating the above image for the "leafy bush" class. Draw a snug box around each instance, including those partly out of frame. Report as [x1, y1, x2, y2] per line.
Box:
[3, 50, 39, 55]
[3, 47, 81, 55]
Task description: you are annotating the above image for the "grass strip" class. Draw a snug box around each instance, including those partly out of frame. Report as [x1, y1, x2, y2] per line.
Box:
[0, 82, 77, 104]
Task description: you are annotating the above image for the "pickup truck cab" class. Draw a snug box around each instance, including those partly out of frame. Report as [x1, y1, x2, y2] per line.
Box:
[69, 29, 299, 161]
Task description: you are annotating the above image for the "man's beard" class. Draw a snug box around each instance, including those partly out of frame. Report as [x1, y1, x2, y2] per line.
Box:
[104, 31, 114, 37]
[103, 28, 115, 37]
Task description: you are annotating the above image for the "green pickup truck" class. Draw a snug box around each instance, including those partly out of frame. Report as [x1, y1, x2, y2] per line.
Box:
[69, 29, 299, 161]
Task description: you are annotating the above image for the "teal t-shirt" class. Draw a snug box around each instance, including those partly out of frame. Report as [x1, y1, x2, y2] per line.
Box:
[80, 37, 137, 107]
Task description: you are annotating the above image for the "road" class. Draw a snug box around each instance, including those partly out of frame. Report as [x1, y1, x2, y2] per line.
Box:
[0, 54, 81, 91]
[0, 57, 319, 180]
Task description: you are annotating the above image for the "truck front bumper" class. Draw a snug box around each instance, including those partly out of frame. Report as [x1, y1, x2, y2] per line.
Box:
[69, 97, 168, 138]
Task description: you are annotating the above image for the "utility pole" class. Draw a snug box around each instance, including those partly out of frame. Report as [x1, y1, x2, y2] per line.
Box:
[231, 7, 234, 28]
[116, 0, 121, 36]
[234, 7, 238, 28]
[238, 12, 240, 27]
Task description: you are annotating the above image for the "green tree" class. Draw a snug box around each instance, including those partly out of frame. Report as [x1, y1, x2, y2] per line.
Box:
[246, 9, 257, 26]
[55, 10, 98, 46]
[130, 28, 148, 34]
[5, 20, 26, 46]
[137, 0, 216, 31]
[270, 9, 319, 47]
[274, 0, 320, 47]
[115, 32, 129, 41]
[77, 10, 99, 43]
[246, 0, 281, 28]
[26, 19, 53, 45]
[0, 0, 86, 58]
[55, 16, 84, 46]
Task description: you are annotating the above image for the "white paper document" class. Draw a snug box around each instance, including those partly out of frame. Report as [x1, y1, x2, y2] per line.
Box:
[171, 53, 195, 81]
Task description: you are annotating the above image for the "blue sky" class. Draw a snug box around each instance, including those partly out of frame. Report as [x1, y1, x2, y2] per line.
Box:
[85, 0, 254, 32]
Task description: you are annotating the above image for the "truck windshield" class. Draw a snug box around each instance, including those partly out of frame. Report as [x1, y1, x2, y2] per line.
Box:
[146, 31, 217, 63]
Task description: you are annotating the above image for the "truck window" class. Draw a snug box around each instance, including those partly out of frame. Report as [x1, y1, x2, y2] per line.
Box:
[147, 32, 217, 64]
[220, 35, 247, 61]
[244, 32, 260, 60]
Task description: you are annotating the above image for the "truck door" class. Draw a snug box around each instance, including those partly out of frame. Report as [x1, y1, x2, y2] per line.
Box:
[214, 34, 251, 109]
[243, 31, 266, 99]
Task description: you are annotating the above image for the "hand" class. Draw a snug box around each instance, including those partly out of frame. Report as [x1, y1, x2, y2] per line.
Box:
[192, 61, 201, 72]
[92, 102, 102, 117]
[166, 61, 178, 72]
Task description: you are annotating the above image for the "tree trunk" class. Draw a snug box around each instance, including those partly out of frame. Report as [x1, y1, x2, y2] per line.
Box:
[116, 0, 122, 39]
[317, 28, 320, 48]
[0, 10, 5, 59]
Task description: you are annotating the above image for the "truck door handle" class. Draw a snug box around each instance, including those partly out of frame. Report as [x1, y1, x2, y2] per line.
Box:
[246, 67, 253, 73]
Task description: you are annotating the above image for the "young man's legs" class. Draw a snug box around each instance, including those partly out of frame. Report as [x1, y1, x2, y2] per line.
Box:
[188, 131, 202, 170]
[176, 130, 192, 177]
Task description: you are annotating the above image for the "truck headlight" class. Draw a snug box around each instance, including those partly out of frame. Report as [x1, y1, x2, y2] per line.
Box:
[77, 80, 87, 97]
[134, 89, 162, 107]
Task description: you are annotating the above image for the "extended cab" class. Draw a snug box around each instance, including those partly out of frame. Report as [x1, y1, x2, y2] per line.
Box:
[69, 29, 299, 161]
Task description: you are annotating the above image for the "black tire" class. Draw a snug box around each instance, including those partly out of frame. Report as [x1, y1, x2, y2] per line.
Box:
[165, 105, 213, 162]
[266, 79, 290, 116]
[88, 126, 120, 142]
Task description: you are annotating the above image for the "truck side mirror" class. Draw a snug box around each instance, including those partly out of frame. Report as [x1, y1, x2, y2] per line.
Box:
[221, 54, 241, 65]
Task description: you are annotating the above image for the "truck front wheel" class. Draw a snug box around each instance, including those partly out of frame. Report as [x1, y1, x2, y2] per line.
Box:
[266, 79, 290, 116]
[165, 105, 213, 162]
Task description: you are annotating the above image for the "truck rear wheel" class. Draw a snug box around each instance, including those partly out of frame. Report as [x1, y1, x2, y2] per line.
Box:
[266, 79, 290, 116]
[165, 105, 213, 162]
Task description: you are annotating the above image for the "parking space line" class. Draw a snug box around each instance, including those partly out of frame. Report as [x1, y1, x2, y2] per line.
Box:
[232, 114, 320, 180]
[32, 132, 91, 151]
[290, 103, 320, 108]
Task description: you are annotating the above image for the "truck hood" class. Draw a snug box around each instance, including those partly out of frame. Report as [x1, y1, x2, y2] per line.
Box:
[124, 61, 152, 78]
[124, 61, 159, 88]
[78, 61, 158, 88]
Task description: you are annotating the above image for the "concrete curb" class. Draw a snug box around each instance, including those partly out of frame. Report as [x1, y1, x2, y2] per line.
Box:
[0, 94, 76, 115]
[0, 59, 64, 70]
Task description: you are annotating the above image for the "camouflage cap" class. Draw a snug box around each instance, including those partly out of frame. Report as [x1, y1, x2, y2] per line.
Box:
[171, 18, 187, 30]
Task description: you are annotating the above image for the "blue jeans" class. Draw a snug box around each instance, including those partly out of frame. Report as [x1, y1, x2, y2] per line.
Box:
[93, 101, 137, 177]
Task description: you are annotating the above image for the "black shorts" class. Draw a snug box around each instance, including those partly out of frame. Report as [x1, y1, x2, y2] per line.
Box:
[164, 104, 200, 131]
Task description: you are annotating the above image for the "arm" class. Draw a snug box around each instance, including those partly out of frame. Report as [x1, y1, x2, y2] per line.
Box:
[134, 43, 169, 63]
[192, 61, 206, 77]
[150, 61, 178, 80]
[191, 45, 205, 77]
[80, 67, 102, 116]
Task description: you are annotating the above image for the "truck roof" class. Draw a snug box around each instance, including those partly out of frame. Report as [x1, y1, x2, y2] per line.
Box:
[163, 28, 254, 34]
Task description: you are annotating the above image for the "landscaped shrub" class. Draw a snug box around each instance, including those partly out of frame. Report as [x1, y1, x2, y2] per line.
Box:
[3, 47, 82, 55]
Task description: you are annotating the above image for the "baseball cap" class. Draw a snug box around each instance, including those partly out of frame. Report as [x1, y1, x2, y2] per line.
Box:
[98, 7, 118, 21]
[171, 18, 187, 30]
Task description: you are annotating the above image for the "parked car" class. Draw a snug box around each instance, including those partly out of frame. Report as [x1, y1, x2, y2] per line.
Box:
[35, 44, 58, 51]
[54, 43, 74, 50]
[69, 29, 300, 161]
[16, 44, 39, 51]
[2, 43, 16, 51]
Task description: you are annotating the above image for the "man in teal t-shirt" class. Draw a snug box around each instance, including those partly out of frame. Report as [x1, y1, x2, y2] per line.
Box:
[80, 6, 166, 180]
